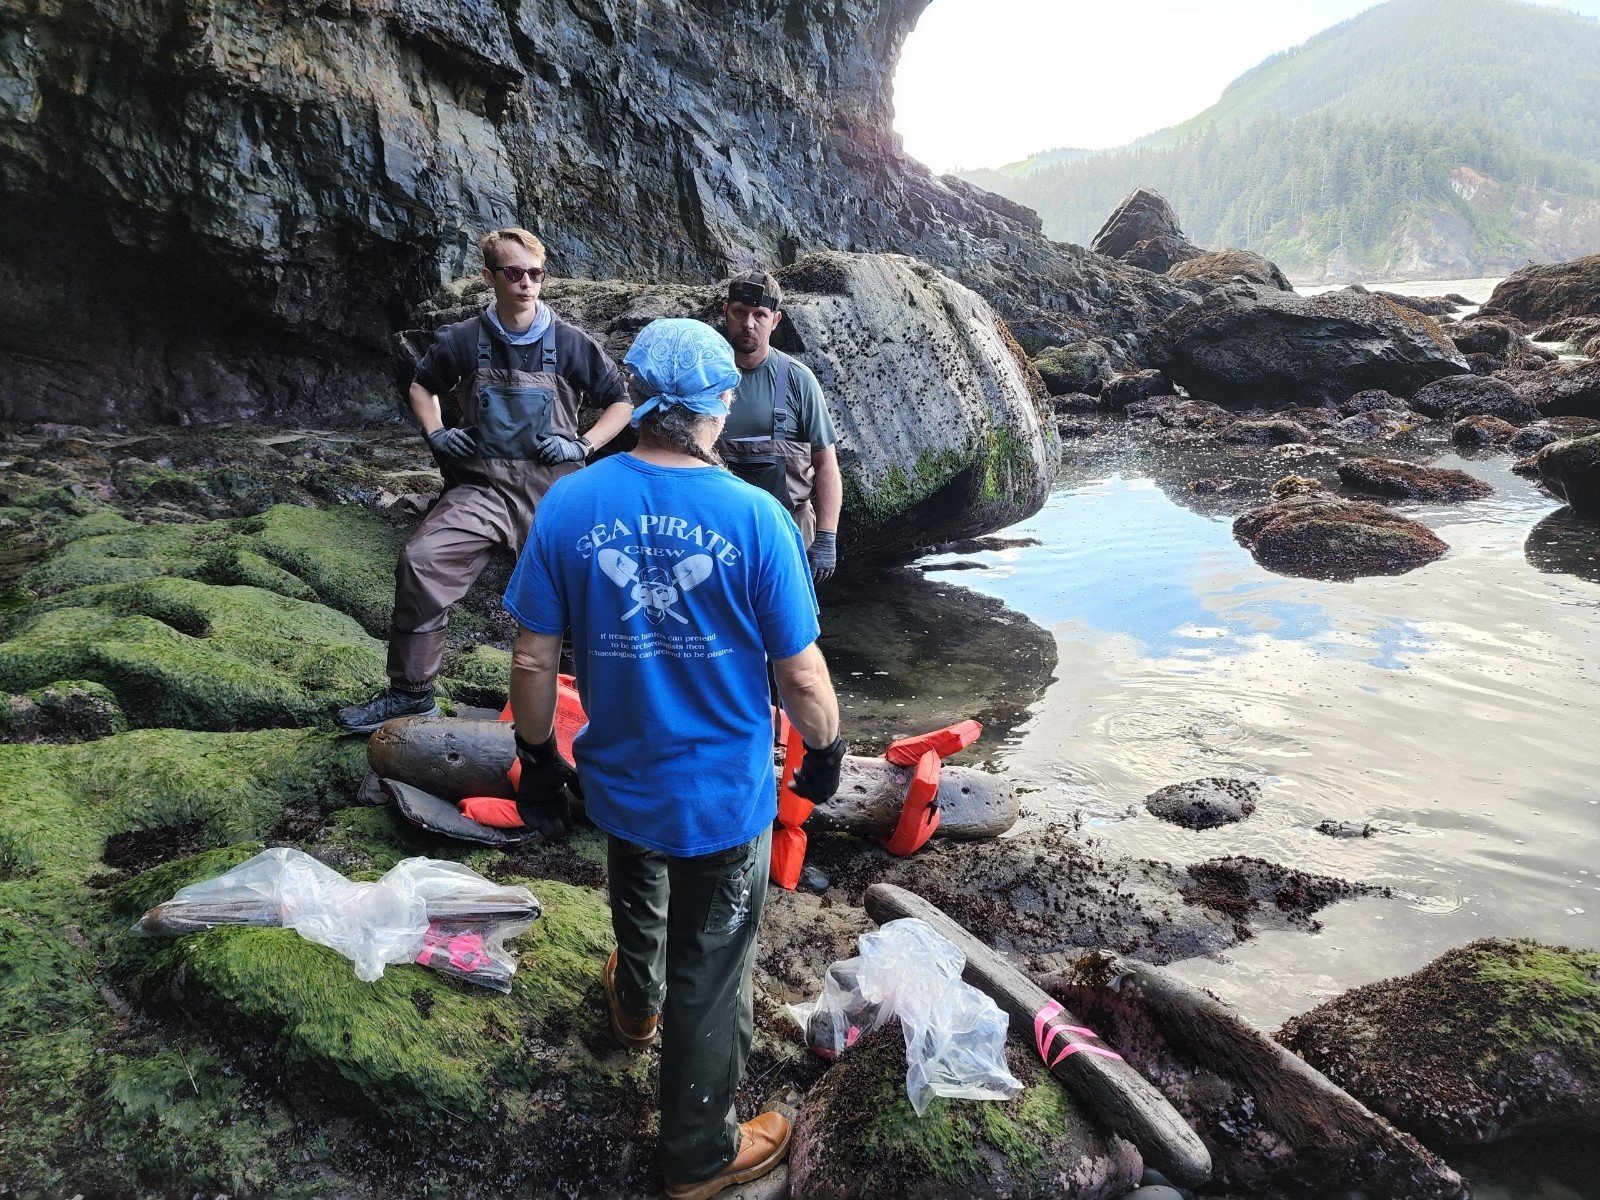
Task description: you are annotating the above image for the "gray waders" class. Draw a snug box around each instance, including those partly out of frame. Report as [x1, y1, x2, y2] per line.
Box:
[715, 350, 817, 546]
[389, 322, 582, 690]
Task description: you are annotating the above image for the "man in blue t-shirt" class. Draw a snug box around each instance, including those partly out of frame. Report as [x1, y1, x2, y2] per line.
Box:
[502, 318, 845, 1200]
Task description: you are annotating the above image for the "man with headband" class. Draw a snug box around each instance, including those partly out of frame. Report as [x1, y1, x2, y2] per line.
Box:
[502, 318, 846, 1199]
[719, 270, 844, 583]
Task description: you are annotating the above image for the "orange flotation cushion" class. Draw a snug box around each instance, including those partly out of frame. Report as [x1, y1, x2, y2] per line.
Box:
[884, 720, 983, 767]
[459, 795, 526, 829]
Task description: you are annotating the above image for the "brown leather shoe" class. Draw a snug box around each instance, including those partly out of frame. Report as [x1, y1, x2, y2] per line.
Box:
[664, 1111, 791, 1200]
[604, 949, 659, 1050]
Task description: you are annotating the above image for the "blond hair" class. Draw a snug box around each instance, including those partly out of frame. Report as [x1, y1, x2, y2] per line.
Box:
[480, 227, 546, 269]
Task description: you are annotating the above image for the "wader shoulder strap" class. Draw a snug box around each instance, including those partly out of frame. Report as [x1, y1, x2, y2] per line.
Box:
[769, 350, 791, 440]
[476, 321, 492, 373]
[541, 324, 558, 373]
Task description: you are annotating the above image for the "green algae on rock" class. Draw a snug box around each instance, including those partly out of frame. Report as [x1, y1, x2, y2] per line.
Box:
[0, 576, 387, 729]
[787, 1026, 1141, 1200]
[0, 678, 125, 743]
[1278, 938, 1600, 1144]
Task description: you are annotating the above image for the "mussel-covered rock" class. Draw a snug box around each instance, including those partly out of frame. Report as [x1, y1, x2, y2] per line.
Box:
[1482, 253, 1600, 325]
[1336, 458, 1492, 502]
[1234, 480, 1448, 579]
[1278, 938, 1600, 1144]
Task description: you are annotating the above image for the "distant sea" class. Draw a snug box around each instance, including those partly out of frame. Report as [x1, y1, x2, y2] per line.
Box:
[1297, 275, 1504, 310]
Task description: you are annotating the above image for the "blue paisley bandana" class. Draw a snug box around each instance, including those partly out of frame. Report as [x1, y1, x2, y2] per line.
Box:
[623, 318, 741, 427]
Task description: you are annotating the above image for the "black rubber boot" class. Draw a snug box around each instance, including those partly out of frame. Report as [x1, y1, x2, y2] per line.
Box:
[335, 687, 439, 733]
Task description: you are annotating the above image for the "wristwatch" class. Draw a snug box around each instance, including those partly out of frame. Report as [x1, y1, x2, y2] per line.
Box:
[577, 435, 595, 459]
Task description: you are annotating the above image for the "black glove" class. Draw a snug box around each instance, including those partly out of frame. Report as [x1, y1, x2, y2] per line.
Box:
[514, 729, 578, 841]
[427, 425, 477, 460]
[808, 531, 838, 583]
[790, 735, 847, 803]
[536, 434, 589, 465]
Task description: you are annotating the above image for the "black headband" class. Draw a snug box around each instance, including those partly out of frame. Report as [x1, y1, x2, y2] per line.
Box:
[728, 279, 780, 311]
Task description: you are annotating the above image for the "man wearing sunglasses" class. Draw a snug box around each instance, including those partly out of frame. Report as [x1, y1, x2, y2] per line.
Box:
[718, 271, 844, 584]
[338, 226, 632, 732]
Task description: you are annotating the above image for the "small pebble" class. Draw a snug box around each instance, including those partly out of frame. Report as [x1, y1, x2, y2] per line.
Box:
[800, 863, 830, 893]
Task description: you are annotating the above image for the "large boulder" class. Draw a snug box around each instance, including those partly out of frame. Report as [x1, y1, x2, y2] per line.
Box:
[1145, 285, 1469, 407]
[1033, 341, 1115, 396]
[1510, 358, 1600, 418]
[1090, 189, 1203, 273]
[1167, 249, 1292, 292]
[1234, 480, 1449, 579]
[401, 252, 1056, 559]
[1530, 316, 1600, 346]
[1482, 253, 1600, 324]
[1537, 433, 1600, 517]
[1278, 939, 1600, 1144]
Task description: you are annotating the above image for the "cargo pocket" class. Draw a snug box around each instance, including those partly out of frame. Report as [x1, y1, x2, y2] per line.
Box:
[703, 841, 758, 936]
[476, 384, 555, 460]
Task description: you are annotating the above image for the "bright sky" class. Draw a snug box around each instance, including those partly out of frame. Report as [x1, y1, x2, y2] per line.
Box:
[894, 0, 1600, 172]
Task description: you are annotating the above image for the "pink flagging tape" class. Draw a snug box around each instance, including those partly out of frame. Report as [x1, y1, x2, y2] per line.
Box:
[1033, 1000, 1124, 1066]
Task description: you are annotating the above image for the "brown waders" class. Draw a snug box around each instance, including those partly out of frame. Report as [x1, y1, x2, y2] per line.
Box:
[715, 350, 817, 547]
[606, 828, 772, 1186]
[388, 323, 582, 691]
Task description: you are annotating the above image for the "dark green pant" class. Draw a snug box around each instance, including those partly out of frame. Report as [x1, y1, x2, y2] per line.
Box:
[607, 828, 771, 1186]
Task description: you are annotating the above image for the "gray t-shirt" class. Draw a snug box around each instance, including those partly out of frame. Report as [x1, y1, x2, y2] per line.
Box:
[723, 352, 838, 450]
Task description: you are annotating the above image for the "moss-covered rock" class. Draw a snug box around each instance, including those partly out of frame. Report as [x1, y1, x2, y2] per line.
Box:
[0, 576, 386, 729]
[0, 678, 125, 743]
[788, 1027, 1140, 1199]
[1234, 481, 1449, 580]
[1278, 938, 1600, 1143]
[441, 644, 514, 710]
[248, 503, 408, 636]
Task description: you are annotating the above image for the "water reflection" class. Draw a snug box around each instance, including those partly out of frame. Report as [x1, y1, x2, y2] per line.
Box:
[894, 443, 1600, 1032]
[819, 567, 1056, 757]
[1526, 508, 1600, 585]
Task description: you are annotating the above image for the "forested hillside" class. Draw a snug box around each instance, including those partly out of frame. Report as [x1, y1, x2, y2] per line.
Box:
[960, 0, 1600, 281]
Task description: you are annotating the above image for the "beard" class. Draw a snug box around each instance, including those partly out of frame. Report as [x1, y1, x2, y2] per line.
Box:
[728, 331, 759, 353]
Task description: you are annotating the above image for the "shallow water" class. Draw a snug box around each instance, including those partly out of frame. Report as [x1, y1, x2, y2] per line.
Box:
[822, 426, 1600, 1194]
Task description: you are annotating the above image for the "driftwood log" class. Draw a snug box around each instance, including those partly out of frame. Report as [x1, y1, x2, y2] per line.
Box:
[863, 883, 1212, 1189]
[368, 716, 1018, 840]
[1044, 952, 1467, 1199]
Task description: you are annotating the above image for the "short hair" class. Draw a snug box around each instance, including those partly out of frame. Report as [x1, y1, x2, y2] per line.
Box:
[480, 227, 546, 269]
[726, 269, 782, 311]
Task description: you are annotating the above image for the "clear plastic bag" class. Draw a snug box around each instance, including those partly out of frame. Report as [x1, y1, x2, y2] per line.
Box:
[134, 847, 540, 992]
[788, 917, 1023, 1115]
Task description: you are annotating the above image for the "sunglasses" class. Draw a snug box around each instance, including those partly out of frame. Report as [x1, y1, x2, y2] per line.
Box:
[491, 264, 547, 283]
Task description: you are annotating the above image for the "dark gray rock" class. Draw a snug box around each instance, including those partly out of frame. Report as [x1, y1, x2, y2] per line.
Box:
[1101, 370, 1178, 410]
[1511, 359, 1600, 418]
[1145, 778, 1260, 829]
[0, 680, 126, 743]
[1530, 316, 1600, 346]
[1124, 396, 1229, 430]
[1221, 419, 1314, 446]
[1482, 253, 1600, 325]
[1451, 415, 1518, 447]
[1167, 248, 1292, 292]
[1409, 374, 1533, 422]
[1508, 417, 1600, 456]
[1364, 290, 1464, 317]
[1329, 410, 1419, 443]
[1145, 285, 1469, 407]
[1050, 392, 1112, 415]
[1537, 433, 1600, 517]
[0, 0, 1194, 426]
[1336, 458, 1492, 502]
[1055, 415, 1101, 439]
[1342, 389, 1405, 415]
[1090, 189, 1203, 272]
[1447, 317, 1519, 360]
[1316, 820, 1375, 838]
[1234, 481, 1449, 579]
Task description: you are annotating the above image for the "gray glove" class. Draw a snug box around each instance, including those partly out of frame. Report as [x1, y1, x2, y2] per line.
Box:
[537, 434, 589, 466]
[427, 425, 477, 460]
[808, 530, 838, 583]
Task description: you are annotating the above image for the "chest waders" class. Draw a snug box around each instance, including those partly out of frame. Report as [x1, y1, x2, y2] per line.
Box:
[387, 320, 584, 691]
[715, 350, 817, 545]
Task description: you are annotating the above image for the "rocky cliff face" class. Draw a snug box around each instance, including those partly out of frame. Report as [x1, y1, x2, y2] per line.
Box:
[0, 0, 1187, 425]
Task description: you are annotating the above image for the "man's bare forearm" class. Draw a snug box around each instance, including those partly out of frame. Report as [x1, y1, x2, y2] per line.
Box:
[773, 642, 840, 748]
[812, 446, 842, 533]
[584, 400, 634, 451]
[409, 381, 444, 435]
[509, 627, 564, 743]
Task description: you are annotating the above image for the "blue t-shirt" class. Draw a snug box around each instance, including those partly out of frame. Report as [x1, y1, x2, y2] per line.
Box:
[503, 453, 820, 857]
